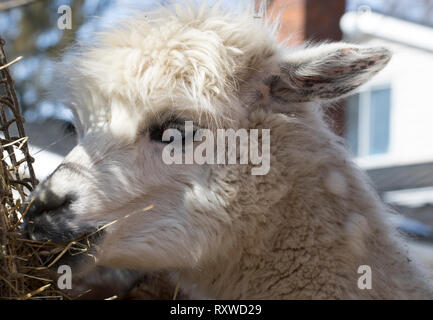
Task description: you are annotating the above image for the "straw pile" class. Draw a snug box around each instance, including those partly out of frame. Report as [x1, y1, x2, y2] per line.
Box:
[0, 36, 73, 300]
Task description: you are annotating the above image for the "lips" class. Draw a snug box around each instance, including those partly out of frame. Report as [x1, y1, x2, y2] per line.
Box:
[20, 217, 106, 271]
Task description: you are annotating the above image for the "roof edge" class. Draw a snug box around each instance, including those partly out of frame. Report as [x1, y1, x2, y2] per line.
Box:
[340, 10, 433, 52]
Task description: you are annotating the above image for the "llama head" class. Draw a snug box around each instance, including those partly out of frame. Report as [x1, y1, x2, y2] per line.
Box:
[23, 4, 391, 272]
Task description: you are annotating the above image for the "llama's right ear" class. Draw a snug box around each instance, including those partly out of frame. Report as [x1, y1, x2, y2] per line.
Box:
[262, 43, 391, 106]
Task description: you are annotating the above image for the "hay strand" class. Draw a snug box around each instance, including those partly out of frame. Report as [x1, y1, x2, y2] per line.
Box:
[0, 35, 65, 300]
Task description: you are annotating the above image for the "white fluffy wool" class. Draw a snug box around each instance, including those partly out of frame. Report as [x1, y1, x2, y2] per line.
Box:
[28, 2, 433, 299]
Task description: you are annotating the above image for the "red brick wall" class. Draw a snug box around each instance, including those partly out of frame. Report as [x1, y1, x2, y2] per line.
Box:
[305, 0, 345, 41]
[266, 0, 306, 45]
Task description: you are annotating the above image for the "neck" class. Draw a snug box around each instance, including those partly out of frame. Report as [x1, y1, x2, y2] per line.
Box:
[187, 156, 432, 299]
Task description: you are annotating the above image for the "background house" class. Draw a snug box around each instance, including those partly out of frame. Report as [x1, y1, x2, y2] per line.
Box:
[262, 0, 433, 270]
[340, 9, 433, 241]
[266, 1, 433, 242]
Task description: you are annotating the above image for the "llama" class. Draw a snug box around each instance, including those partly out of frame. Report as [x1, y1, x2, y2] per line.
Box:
[23, 3, 433, 299]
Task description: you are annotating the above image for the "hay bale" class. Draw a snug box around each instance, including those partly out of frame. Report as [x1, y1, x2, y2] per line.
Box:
[0, 36, 70, 300]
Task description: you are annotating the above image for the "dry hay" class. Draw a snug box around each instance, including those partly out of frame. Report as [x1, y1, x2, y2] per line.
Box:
[0, 36, 76, 300]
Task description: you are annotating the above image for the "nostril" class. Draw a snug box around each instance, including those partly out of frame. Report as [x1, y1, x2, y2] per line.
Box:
[62, 197, 74, 208]
[23, 192, 77, 221]
[21, 192, 78, 241]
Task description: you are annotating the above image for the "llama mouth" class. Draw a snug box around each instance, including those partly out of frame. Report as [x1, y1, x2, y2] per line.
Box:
[20, 220, 106, 269]
[22, 214, 105, 245]
[47, 229, 106, 269]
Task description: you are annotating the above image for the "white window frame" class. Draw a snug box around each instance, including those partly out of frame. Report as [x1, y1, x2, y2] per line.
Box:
[349, 83, 392, 158]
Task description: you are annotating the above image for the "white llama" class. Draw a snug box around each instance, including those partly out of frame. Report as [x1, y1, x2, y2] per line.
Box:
[23, 3, 433, 299]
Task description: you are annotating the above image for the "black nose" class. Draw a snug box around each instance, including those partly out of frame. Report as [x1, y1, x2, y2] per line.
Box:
[25, 193, 75, 220]
[22, 191, 77, 242]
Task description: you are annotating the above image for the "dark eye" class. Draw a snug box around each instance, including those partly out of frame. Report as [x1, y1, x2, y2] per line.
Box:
[149, 124, 171, 143]
[148, 119, 195, 144]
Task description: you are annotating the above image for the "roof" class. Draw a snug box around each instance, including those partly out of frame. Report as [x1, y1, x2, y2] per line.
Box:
[340, 10, 433, 52]
[367, 161, 433, 194]
[367, 163, 433, 241]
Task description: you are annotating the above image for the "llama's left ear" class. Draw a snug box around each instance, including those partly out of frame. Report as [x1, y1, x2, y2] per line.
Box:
[267, 43, 391, 104]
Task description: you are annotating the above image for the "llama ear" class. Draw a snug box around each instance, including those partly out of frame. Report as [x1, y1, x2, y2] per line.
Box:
[268, 44, 391, 104]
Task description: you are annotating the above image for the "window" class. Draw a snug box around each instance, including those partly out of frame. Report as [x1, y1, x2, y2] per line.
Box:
[345, 87, 391, 157]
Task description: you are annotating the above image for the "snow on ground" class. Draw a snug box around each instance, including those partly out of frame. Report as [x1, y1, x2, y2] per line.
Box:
[28, 144, 65, 181]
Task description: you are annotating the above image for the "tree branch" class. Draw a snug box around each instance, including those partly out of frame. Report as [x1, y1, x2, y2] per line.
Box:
[0, 0, 37, 12]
